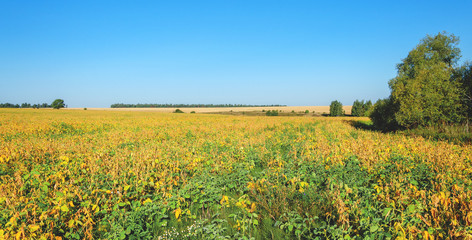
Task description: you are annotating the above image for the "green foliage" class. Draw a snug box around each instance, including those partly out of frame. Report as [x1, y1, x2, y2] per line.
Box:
[329, 100, 344, 116]
[401, 123, 472, 144]
[52, 99, 65, 109]
[364, 100, 373, 116]
[265, 110, 279, 116]
[174, 109, 184, 113]
[21, 103, 32, 108]
[351, 100, 372, 117]
[0, 102, 50, 108]
[190, 111, 196, 114]
[305, 110, 309, 114]
[456, 62, 472, 123]
[102, 201, 168, 240]
[388, 32, 463, 128]
[372, 32, 472, 132]
[370, 97, 399, 131]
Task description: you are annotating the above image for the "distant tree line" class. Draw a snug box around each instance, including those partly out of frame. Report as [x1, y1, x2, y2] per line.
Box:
[110, 103, 286, 108]
[0, 99, 66, 109]
[0, 102, 51, 108]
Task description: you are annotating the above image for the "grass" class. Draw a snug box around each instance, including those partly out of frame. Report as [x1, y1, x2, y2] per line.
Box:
[401, 123, 472, 144]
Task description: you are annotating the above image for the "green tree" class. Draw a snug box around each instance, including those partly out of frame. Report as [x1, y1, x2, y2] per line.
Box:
[375, 32, 463, 130]
[51, 99, 65, 109]
[456, 62, 472, 128]
[329, 100, 344, 116]
[351, 100, 365, 117]
[370, 97, 399, 131]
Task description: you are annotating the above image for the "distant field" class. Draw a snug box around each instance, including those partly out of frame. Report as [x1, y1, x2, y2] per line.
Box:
[68, 106, 352, 115]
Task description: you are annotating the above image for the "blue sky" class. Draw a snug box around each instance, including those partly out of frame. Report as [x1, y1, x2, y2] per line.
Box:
[1, 1, 472, 108]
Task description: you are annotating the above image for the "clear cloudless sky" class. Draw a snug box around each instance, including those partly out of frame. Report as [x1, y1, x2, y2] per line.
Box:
[1, 1, 472, 108]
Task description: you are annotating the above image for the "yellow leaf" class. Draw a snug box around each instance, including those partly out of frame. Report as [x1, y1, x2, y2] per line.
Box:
[143, 198, 152, 204]
[220, 195, 229, 205]
[16, 231, 22, 240]
[249, 202, 257, 213]
[60, 205, 69, 212]
[423, 231, 430, 240]
[29, 224, 40, 232]
[124, 185, 130, 191]
[68, 220, 75, 228]
[175, 208, 182, 219]
[68, 201, 74, 207]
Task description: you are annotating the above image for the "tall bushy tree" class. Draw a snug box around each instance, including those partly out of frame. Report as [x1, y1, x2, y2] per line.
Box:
[456, 62, 472, 126]
[364, 100, 373, 116]
[370, 97, 399, 131]
[352, 100, 363, 117]
[373, 32, 464, 130]
[329, 100, 344, 116]
[52, 99, 65, 109]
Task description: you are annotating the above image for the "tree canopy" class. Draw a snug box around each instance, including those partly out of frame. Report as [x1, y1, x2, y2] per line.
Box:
[51, 99, 65, 109]
[351, 100, 372, 117]
[329, 100, 344, 116]
[372, 32, 470, 130]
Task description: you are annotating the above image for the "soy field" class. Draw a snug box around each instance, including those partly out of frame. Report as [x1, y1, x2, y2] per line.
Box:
[1, 109, 472, 239]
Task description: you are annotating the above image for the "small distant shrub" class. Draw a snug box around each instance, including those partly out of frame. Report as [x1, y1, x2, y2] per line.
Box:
[266, 110, 279, 116]
[190, 111, 196, 114]
[291, 110, 295, 113]
[305, 110, 309, 114]
[84, 108, 87, 110]
[174, 109, 184, 113]
[262, 110, 265, 112]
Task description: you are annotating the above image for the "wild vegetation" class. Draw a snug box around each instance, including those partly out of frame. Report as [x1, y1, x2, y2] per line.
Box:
[1, 109, 472, 239]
